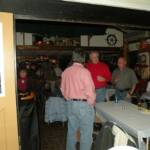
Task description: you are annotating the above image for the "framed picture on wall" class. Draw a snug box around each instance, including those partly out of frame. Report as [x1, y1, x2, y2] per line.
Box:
[0, 22, 5, 96]
[137, 52, 150, 79]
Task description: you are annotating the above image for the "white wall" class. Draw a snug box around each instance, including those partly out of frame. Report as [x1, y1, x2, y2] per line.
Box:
[128, 42, 140, 51]
[81, 28, 123, 47]
[16, 32, 33, 45]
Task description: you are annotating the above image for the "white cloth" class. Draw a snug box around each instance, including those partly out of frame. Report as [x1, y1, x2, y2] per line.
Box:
[112, 125, 128, 146]
[109, 146, 138, 150]
[112, 125, 136, 147]
[45, 97, 67, 123]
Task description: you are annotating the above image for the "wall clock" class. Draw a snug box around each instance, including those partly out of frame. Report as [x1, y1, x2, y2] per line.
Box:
[106, 34, 117, 46]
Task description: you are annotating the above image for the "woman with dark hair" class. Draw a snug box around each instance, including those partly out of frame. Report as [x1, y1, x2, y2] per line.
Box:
[17, 68, 39, 150]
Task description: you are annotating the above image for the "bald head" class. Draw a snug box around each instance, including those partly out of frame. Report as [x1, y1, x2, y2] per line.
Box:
[89, 51, 99, 64]
[117, 57, 127, 70]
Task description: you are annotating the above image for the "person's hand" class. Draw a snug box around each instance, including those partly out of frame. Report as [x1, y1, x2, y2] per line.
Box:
[97, 76, 106, 82]
[21, 97, 25, 100]
[88, 100, 96, 106]
[114, 76, 119, 83]
[125, 92, 132, 101]
[126, 93, 131, 99]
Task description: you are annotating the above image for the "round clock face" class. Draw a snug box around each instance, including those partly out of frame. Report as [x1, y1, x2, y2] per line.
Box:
[139, 54, 146, 63]
[106, 34, 117, 46]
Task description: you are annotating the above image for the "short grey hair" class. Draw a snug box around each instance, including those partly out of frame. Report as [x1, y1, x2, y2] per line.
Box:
[72, 50, 86, 63]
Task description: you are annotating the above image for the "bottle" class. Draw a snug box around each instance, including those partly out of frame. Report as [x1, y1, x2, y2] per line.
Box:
[138, 99, 142, 110]
[115, 95, 118, 103]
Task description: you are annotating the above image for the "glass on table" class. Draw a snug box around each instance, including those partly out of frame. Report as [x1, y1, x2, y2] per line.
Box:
[138, 100, 144, 110]
[146, 100, 150, 110]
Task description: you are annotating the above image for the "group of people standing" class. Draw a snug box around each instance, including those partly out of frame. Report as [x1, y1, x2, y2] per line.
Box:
[61, 50, 138, 150]
[17, 50, 138, 150]
[17, 62, 62, 150]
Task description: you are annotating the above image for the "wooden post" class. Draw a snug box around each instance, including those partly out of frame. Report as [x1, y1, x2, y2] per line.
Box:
[123, 39, 129, 61]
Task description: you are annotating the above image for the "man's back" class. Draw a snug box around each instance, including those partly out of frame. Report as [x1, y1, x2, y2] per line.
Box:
[61, 63, 96, 106]
[61, 51, 96, 150]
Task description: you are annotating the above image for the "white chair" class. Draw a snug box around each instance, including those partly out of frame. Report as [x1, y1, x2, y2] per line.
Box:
[109, 146, 138, 150]
[105, 88, 116, 101]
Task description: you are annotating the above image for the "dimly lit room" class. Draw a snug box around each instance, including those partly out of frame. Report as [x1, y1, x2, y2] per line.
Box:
[0, 1, 150, 150]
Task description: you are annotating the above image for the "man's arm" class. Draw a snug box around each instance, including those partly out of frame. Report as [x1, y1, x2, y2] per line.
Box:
[21, 92, 35, 100]
[128, 84, 136, 95]
[129, 70, 138, 95]
[104, 64, 112, 81]
[97, 64, 112, 82]
[111, 69, 119, 86]
[60, 72, 66, 98]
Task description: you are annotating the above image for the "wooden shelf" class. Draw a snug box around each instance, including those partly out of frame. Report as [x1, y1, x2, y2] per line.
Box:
[135, 64, 149, 67]
[17, 45, 121, 51]
[16, 46, 121, 56]
[17, 45, 78, 51]
[129, 49, 150, 53]
[138, 49, 150, 53]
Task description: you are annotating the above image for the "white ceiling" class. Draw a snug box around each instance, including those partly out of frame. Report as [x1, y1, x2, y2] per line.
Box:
[63, 0, 150, 11]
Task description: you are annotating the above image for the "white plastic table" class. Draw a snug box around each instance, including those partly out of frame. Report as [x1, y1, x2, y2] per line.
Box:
[96, 101, 150, 150]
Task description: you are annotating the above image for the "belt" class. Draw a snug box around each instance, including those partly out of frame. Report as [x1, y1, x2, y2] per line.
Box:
[71, 99, 87, 102]
[117, 88, 130, 92]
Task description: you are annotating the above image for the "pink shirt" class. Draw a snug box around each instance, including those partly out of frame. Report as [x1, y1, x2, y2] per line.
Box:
[61, 63, 96, 106]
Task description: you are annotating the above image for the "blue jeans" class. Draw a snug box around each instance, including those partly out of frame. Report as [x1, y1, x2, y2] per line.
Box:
[115, 90, 128, 101]
[96, 88, 106, 103]
[66, 101, 94, 150]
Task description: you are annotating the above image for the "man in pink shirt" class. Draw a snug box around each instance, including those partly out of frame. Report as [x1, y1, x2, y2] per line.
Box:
[61, 50, 96, 150]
